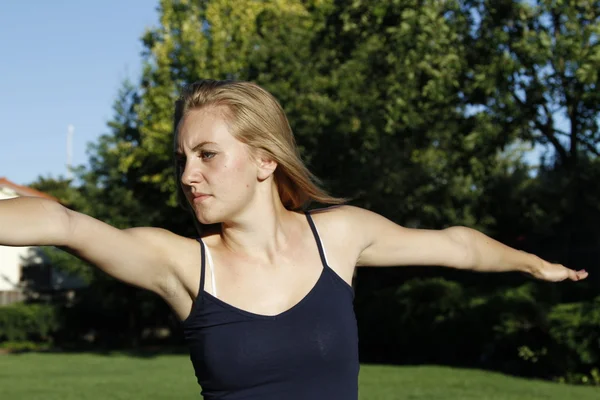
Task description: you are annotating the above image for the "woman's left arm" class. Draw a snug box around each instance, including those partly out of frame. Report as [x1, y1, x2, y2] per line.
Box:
[342, 206, 588, 282]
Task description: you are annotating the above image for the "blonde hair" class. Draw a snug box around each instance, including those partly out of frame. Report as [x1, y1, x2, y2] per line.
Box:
[173, 79, 345, 211]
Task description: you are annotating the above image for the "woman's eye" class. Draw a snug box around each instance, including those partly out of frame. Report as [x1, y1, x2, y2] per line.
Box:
[201, 151, 216, 160]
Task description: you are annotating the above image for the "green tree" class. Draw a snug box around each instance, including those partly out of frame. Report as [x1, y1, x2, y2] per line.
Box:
[466, 0, 600, 171]
[250, 0, 517, 230]
[32, 0, 518, 345]
[464, 0, 600, 278]
[27, 0, 319, 347]
[27, 2, 599, 369]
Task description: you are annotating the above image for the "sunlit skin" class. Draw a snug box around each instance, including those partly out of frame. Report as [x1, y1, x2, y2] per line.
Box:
[1, 101, 588, 325]
[171, 106, 588, 317]
[0, 85, 590, 400]
[175, 107, 304, 258]
[1, 72, 594, 399]
[176, 108, 263, 226]
[174, 107, 331, 316]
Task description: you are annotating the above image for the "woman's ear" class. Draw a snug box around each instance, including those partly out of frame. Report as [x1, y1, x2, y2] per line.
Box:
[256, 154, 278, 181]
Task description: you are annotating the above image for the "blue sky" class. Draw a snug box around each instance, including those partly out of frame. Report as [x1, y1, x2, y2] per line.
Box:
[0, 1, 160, 185]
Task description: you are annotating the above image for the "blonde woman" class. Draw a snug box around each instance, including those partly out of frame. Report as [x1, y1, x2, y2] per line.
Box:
[1, 80, 588, 399]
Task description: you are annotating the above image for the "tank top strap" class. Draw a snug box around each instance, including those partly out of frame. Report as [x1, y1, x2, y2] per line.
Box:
[195, 237, 207, 294]
[305, 211, 329, 268]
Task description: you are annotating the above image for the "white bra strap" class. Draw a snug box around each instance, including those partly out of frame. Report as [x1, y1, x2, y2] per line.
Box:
[311, 221, 331, 267]
[319, 236, 330, 266]
[204, 244, 218, 298]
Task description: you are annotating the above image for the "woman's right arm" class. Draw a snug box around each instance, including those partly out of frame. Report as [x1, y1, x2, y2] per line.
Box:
[0, 197, 182, 297]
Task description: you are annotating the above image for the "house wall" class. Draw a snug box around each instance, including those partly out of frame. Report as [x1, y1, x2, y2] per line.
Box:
[0, 188, 36, 303]
[0, 187, 86, 305]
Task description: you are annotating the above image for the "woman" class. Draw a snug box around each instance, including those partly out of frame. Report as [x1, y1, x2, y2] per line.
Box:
[0, 80, 588, 399]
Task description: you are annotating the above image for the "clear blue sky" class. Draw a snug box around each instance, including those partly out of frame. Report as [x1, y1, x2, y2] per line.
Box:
[0, 1, 160, 185]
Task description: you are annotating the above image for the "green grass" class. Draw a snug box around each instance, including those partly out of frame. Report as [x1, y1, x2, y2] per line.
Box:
[0, 353, 597, 399]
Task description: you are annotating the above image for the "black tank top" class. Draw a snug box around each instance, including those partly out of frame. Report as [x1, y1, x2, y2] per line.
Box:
[182, 212, 360, 399]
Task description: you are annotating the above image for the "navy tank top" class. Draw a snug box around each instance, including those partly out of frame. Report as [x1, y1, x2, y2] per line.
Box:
[182, 212, 360, 399]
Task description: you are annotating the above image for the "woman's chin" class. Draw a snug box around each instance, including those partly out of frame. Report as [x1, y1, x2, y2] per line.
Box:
[194, 209, 220, 226]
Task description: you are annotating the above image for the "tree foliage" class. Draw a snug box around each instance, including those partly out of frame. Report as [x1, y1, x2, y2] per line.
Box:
[23, 0, 599, 381]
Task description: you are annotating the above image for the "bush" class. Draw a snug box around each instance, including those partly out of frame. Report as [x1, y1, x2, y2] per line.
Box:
[357, 277, 599, 385]
[357, 277, 468, 364]
[0, 303, 60, 343]
[0, 340, 52, 352]
[547, 296, 600, 385]
[467, 283, 573, 383]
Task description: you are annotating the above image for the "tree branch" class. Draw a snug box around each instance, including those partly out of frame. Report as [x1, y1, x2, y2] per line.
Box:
[553, 128, 570, 137]
[579, 136, 600, 157]
[532, 119, 569, 163]
[510, 86, 569, 164]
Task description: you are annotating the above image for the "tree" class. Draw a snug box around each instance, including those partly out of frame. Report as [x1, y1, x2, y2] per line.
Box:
[30, 0, 529, 346]
[20, 0, 598, 379]
[465, 0, 600, 171]
[463, 0, 600, 277]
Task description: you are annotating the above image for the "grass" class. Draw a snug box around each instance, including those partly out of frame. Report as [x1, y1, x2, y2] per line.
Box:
[357, 364, 599, 400]
[0, 353, 598, 399]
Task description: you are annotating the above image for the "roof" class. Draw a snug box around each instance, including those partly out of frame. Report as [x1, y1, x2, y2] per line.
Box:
[0, 177, 59, 202]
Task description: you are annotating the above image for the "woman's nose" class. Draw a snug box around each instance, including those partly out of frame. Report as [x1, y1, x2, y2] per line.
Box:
[181, 162, 204, 186]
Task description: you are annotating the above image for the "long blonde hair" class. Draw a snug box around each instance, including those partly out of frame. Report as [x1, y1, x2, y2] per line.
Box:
[173, 79, 345, 212]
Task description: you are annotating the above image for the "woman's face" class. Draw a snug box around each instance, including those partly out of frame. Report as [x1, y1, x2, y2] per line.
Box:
[176, 108, 260, 224]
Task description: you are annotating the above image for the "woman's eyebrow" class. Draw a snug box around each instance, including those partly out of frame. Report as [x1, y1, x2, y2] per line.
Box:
[174, 141, 218, 156]
[192, 141, 218, 151]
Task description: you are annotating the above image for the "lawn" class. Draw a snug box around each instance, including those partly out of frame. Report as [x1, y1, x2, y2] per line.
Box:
[0, 353, 598, 399]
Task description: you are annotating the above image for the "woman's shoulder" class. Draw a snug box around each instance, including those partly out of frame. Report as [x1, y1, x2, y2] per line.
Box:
[307, 205, 374, 274]
[133, 226, 213, 262]
[309, 204, 368, 223]
[307, 205, 370, 237]
[309, 204, 389, 246]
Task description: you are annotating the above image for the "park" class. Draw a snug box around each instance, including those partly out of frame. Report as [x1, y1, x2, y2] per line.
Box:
[1, 0, 599, 398]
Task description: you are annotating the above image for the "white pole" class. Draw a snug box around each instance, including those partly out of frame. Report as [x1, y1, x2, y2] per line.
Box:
[67, 124, 74, 180]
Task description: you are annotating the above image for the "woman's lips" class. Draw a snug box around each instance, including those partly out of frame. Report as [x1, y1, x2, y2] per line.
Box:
[192, 194, 211, 203]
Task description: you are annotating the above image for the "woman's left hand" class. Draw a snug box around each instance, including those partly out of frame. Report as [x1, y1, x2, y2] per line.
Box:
[531, 259, 589, 282]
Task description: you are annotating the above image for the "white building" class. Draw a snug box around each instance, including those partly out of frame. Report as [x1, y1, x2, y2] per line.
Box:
[0, 177, 84, 305]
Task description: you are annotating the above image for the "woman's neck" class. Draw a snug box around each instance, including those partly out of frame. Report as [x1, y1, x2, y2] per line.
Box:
[218, 189, 302, 263]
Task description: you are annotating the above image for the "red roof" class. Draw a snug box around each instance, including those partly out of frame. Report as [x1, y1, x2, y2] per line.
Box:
[0, 177, 58, 202]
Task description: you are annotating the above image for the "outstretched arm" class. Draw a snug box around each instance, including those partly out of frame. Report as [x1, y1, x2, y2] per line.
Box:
[342, 206, 588, 282]
[0, 197, 183, 295]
